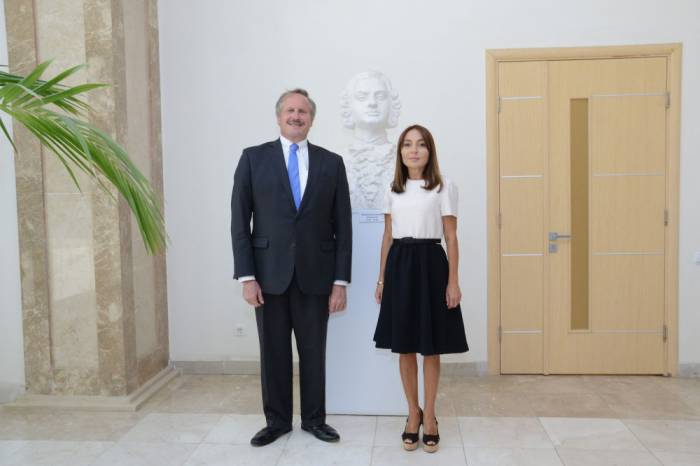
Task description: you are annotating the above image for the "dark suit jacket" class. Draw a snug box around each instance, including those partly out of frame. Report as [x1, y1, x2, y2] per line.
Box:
[231, 139, 352, 295]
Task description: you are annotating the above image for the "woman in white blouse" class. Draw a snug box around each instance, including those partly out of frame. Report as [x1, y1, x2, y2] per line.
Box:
[373, 125, 468, 453]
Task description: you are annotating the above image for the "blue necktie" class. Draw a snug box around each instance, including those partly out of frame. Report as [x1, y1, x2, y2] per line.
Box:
[288, 143, 302, 210]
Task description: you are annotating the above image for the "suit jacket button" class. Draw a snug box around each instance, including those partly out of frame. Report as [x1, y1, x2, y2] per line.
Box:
[291, 243, 296, 249]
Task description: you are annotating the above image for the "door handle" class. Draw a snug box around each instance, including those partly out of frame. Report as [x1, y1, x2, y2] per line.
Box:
[548, 232, 572, 241]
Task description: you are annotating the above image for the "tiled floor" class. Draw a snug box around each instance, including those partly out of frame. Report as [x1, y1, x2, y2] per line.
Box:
[1, 374, 700, 465]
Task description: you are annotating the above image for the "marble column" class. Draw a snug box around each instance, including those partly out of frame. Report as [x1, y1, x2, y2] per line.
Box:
[4, 0, 173, 407]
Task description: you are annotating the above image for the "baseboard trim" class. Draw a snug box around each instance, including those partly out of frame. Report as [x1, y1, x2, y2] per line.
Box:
[679, 363, 700, 378]
[5, 366, 179, 412]
[173, 360, 262, 375]
[0, 382, 26, 404]
[172, 360, 488, 376]
[173, 361, 700, 377]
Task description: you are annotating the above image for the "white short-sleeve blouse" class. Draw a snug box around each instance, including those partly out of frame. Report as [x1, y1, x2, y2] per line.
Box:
[383, 177, 458, 239]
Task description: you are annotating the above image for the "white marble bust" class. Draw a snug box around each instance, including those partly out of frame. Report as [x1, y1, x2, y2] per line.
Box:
[340, 71, 401, 211]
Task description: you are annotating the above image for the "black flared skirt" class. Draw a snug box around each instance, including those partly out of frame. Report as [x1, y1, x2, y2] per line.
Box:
[373, 238, 469, 355]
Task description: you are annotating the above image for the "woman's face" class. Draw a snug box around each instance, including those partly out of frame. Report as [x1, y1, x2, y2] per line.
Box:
[401, 128, 430, 173]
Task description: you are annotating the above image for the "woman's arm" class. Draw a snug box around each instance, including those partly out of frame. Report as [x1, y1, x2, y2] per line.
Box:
[443, 216, 461, 309]
[375, 215, 393, 304]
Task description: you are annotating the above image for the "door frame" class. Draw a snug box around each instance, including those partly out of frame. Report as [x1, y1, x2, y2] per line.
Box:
[486, 44, 682, 375]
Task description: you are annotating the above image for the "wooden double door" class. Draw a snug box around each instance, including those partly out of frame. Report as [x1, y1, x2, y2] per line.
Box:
[496, 53, 677, 374]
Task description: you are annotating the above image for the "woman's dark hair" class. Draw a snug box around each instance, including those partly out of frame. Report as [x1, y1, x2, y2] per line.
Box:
[391, 124, 443, 193]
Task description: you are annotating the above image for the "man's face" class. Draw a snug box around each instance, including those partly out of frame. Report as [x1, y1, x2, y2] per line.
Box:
[351, 77, 390, 128]
[277, 93, 313, 142]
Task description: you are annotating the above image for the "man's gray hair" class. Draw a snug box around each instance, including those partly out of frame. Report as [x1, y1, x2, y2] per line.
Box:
[275, 88, 317, 119]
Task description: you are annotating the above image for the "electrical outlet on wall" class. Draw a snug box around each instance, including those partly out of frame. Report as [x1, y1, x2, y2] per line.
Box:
[235, 324, 245, 337]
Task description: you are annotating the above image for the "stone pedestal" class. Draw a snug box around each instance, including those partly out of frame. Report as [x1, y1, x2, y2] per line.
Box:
[5, 0, 174, 407]
[326, 212, 424, 415]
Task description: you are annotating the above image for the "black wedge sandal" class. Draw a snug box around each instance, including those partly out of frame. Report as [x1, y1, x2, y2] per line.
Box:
[401, 408, 423, 451]
[422, 417, 440, 453]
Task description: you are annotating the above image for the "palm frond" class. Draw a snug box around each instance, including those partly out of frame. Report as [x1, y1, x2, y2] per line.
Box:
[0, 60, 167, 254]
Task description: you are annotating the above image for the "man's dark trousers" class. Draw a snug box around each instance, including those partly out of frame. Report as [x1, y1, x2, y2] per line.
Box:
[256, 273, 328, 429]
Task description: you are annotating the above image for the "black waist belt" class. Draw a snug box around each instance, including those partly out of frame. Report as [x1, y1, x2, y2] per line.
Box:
[393, 237, 441, 245]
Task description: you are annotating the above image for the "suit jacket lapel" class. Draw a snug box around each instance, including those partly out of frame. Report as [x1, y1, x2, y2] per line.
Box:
[298, 142, 322, 214]
[271, 139, 297, 212]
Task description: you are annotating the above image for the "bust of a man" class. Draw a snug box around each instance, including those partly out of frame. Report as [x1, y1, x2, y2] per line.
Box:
[341, 71, 401, 210]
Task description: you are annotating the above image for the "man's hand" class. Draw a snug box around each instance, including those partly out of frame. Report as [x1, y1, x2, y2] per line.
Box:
[328, 285, 347, 313]
[243, 280, 264, 307]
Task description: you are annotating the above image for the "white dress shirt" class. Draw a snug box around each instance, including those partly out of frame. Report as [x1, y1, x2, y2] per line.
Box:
[239, 136, 348, 287]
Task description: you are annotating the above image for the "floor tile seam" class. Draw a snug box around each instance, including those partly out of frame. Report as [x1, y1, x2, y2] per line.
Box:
[116, 417, 153, 443]
[455, 412, 471, 466]
[636, 446, 665, 466]
[538, 416, 649, 450]
[553, 446, 665, 465]
[461, 446, 565, 466]
[537, 416, 560, 449]
[462, 443, 558, 450]
[622, 418, 688, 465]
[535, 416, 558, 451]
[120, 413, 220, 442]
[148, 405, 700, 417]
[553, 444, 664, 453]
[649, 447, 700, 458]
[176, 443, 201, 466]
[272, 442, 285, 466]
[84, 440, 180, 466]
[284, 440, 370, 448]
[3, 440, 117, 466]
[0, 439, 111, 443]
[539, 416, 622, 422]
[114, 432, 209, 445]
[102, 439, 209, 446]
[456, 415, 540, 421]
[159, 412, 225, 440]
[119, 438, 205, 445]
[7, 442, 40, 464]
[458, 414, 557, 447]
[549, 443, 567, 466]
[61, 409, 700, 418]
[368, 429, 377, 465]
[200, 439, 260, 446]
[554, 444, 653, 453]
[368, 415, 378, 465]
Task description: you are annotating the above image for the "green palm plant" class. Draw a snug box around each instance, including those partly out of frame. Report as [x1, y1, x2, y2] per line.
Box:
[1, 61, 166, 254]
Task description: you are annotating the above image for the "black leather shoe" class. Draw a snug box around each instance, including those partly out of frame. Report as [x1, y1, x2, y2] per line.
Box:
[301, 423, 340, 442]
[250, 425, 292, 447]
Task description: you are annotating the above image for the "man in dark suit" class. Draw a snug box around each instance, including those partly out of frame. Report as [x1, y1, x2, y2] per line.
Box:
[231, 89, 352, 446]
